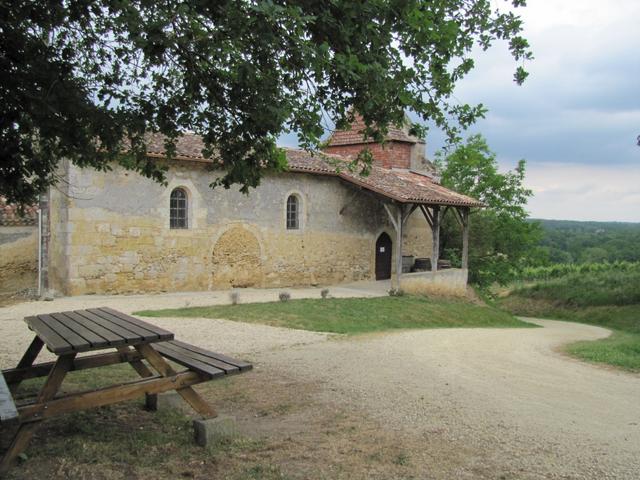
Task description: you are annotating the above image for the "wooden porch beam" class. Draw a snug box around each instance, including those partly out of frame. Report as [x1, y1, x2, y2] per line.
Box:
[431, 205, 441, 272]
[383, 203, 399, 231]
[419, 205, 433, 229]
[383, 201, 410, 289]
[395, 204, 405, 290]
[403, 204, 419, 226]
[451, 207, 464, 228]
[442, 206, 451, 221]
[459, 207, 470, 270]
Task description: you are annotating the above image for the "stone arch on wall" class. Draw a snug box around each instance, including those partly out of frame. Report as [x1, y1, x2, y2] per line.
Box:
[211, 225, 264, 289]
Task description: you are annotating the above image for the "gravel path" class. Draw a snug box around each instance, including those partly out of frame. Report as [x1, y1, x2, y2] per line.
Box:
[260, 318, 640, 479]
[1, 292, 639, 478]
[0, 285, 372, 365]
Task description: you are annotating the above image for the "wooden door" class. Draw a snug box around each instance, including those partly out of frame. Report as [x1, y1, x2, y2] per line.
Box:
[375, 233, 392, 280]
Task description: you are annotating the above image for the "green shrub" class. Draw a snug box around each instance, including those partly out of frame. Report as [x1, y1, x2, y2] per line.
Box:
[518, 261, 640, 282]
[512, 268, 640, 308]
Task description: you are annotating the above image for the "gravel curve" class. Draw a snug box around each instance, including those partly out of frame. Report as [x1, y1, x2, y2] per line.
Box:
[258, 318, 640, 479]
[2, 291, 639, 479]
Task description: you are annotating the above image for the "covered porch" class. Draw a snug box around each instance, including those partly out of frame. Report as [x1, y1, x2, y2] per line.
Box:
[286, 151, 485, 292]
[381, 200, 473, 291]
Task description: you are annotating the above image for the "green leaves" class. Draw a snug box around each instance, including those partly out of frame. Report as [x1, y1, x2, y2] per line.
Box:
[1, 0, 531, 205]
[436, 134, 540, 286]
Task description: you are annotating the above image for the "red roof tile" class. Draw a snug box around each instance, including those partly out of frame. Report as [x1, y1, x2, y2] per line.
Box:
[0, 197, 38, 226]
[145, 133, 208, 161]
[326, 114, 423, 147]
[142, 132, 483, 208]
[284, 149, 484, 207]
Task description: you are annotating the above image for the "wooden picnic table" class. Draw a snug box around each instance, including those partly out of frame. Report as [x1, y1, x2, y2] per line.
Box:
[0, 307, 251, 474]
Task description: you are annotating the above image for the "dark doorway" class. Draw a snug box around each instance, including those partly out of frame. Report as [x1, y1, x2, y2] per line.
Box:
[375, 232, 392, 280]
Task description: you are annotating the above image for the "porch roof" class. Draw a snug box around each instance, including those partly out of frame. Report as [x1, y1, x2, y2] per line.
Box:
[285, 149, 484, 208]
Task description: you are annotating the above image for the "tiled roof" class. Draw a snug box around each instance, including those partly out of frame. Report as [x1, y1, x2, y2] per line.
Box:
[143, 132, 483, 208]
[144, 133, 208, 161]
[285, 149, 484, 207]
[326, 114, 423, 147]
[0, 197, 38, 226]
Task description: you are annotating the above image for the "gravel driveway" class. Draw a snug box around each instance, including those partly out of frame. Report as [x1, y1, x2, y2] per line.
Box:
[1, 292, 639, 479]
[259, 318, 640, 479]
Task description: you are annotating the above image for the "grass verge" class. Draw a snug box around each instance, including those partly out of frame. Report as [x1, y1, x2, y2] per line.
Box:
[567, 331, 640, 372]
[498, 270, 640, 372]
[135, 295, 532, 334]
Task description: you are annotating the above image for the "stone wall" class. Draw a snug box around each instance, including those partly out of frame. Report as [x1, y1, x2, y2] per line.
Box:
[400, 269, 469, 296]
[0, 226, 38, 295]
[49, 161, 433, 295]
[402, 209, 433, 259]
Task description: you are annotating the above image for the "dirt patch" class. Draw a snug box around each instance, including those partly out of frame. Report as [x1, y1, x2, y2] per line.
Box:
[3, 366, 445, 480]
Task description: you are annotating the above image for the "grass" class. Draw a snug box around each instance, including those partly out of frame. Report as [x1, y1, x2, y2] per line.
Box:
[567, 332, 640, 372]
[4, 365, 291, 480]
[509, 268, 640, 307]
[135, 295, 532, 334]
[498, 269, 640, 372]
[10, 365, 199, 469]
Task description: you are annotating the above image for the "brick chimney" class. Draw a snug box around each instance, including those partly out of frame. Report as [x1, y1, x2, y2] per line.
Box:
[322, 114, 432, 172]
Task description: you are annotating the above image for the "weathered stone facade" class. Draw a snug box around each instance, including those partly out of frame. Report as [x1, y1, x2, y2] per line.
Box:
[48, 160, 432, 295]
[0, 226, 37, 295]
[0, 198, 38, 297]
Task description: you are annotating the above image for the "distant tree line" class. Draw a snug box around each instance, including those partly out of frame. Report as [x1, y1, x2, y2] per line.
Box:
[531, 219, 640, 264]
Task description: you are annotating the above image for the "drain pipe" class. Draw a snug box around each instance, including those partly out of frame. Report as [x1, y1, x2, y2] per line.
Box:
[38, 192, 50, 299]
[37, 208, 42, 297]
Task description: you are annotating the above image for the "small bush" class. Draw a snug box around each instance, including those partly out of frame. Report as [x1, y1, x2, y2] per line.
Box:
[388, 288, 405, 297]
[230, 291, 240, 305]
[279, 291, 291, 302]
[320, 288, 330, 299]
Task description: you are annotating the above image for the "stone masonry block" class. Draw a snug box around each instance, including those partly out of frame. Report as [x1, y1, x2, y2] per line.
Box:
[193, 415, 238, 447]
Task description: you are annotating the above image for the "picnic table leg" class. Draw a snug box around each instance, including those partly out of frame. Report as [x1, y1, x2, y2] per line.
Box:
[116, 346, 158, 411]
[8, 336, 44, 394]
[0, 353, 76, 474]
[135, 344, 217, 419]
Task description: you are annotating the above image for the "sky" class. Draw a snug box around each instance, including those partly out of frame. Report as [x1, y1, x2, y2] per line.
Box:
[425, 0, 640, 222]
[281, 1, 640, 222]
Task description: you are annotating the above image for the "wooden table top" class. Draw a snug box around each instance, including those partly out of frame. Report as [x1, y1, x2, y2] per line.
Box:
[24, 307, 174, 355]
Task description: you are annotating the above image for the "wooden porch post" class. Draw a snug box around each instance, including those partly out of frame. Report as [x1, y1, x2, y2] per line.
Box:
[431, 205, 441, 272]
[383, 202, 411, 290]
[395, 205, 404, 290]
[461, 207, 470, 270]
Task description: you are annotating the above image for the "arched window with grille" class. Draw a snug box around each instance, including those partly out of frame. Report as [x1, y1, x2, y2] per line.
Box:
[170, 188, 188, 229]
[286, 195, 299, 230]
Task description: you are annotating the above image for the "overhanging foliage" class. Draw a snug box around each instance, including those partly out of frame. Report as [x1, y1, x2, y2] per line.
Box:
[1, 1, 531, 204]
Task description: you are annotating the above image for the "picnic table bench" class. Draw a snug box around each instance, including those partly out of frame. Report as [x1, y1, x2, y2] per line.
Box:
[0, 374, 18, 427]
[0, 307, 251, 474]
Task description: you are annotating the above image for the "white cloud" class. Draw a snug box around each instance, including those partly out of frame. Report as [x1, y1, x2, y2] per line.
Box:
[524, 163, 640, 222]
[427, 1, 640, 221]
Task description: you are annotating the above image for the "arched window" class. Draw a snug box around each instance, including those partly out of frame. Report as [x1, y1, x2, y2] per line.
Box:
[170, 188, 188, 229]
[286, 195, 299, 230]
